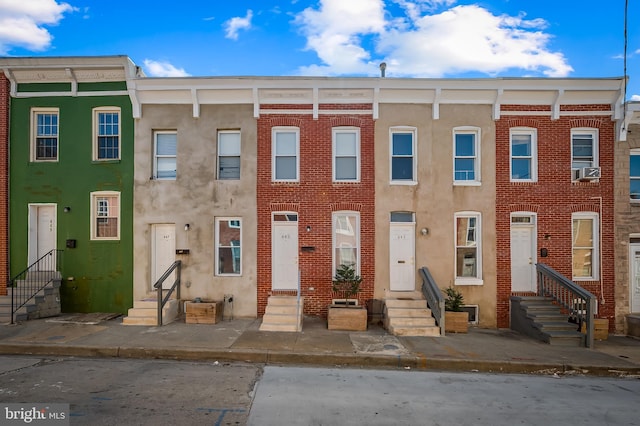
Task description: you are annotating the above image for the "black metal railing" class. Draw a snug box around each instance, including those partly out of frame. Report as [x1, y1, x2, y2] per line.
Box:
[420, 266, 445, 336]
[536, 263, 596, 348]
[10, 249, 63, 324]
[153, 260, 182, 326]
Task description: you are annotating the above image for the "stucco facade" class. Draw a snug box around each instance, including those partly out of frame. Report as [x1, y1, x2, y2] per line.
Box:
[0, 74, 8, 296]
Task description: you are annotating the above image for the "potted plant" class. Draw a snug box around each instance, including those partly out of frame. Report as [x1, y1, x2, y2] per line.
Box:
[327, 263, 367, 331]
[444, 286, 469, 333]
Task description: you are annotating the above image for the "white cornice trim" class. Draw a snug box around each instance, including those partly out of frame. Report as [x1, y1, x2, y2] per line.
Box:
[9, 90, 130, 98]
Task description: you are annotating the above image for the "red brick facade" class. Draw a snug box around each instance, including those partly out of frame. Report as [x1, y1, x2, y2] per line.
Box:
[496, 105, 616, 328]
[0, 74, 8, 295]
[256, 107, 375, 317]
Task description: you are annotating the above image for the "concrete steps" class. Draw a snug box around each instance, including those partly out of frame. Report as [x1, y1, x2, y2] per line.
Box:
[260, 296, 303, 332]
[122, 298, 179, 326]
[510, 296, 585, 346]
[0, 279, 61, 324]
[383, 292, 440, 337]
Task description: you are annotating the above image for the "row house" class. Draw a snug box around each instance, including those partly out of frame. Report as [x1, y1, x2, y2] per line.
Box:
[1, 55, 631, 335]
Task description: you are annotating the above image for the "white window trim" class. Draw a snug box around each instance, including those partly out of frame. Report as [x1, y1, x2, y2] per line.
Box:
[453, 126, 481, 186]
[630, 148, 640, 202]
[510, 127, 538, 182]
[571, 128, 599, 181]
[215, 217, 242, 276]
[217, 130, 241, 180]
[332, 211, 361, 275]
[454, 211, 483, 285]
[272, 127, 300, 182]
[572, 212, 599, 281]
[90, 191, 120, 241]
[153, 130, 177, 180]
[389, 126, 417, 185]
[30, 107, 59, 162]
[92, 106, 121, 161]
[332, 127, 360, 182]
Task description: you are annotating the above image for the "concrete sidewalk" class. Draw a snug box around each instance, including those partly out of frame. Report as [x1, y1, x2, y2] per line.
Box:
[1, 314, 639, 377]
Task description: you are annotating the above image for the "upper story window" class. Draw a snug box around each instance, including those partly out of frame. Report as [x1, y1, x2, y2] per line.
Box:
[272, 127, 299, 182]
[390, 127, 416, 184]
[91, 191, 120, 240]
[630, 149, 640, 201]
[215, 217, 242, 276]
[453, 127, 480, 185]
[454, 211, 482, 285]
[333, 127, 360, 182]
[154, 131, 177, 180]
[218, 130, 241, 180]
[571, 128, 598, 181]
[31, 108, 59, 162]
[93, 107, 120, 161]
[510, 128, 537, 182]
[572, 212, 599, 280]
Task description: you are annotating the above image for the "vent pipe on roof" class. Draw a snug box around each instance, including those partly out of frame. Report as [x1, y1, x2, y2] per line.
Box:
[379, 62, 386, 78]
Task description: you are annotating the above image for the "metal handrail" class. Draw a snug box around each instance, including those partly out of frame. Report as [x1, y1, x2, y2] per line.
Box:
[536, 263, 596, 348]
[419, 266, 445, 336]
[10, 249, 63, 324]
[152, 260, 182, 326]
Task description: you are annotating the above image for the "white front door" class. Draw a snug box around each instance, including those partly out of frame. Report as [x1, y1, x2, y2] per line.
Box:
[510, 215, 536, 293]
[630, 244, 640, 313]
[390, 223, 415, 291]
[272, 213, 298, 290]
[28, 204, 57, 267]
[151, 224, 175, 291]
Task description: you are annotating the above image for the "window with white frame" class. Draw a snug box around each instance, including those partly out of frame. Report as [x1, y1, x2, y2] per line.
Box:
[455, 212, 482, 283]
[218, 130, 241, 180]
[333, 127, 360, 181]
[272, 127, 299, 181]
[572, 212, 598, 280]
[93, 107, 120, 160]
[333, 212, 360, 274]
[31, 108, 59, 162]
[91, 191, 120, 240]
[390, 128, 416, 183]
[154, 131, 177, 180]
[571, 128, 598, 172]
[631, 149, 640, 200]
[510, 128, 537, 181]
[453, 127, 480, 184]
[215, 218, 242, 275]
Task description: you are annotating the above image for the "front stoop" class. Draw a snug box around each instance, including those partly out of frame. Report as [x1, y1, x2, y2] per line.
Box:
[0, 278, 62, 324]
[383, 291, 440, 337]
[510, 296, 585, 346]
[260, 296, 304, 332]
[122, 299, 179, 326]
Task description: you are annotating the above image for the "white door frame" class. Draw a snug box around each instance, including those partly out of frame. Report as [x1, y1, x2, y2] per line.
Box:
[389, 221, 415, 291]
[630, 243, 640, 313]
[510, 213, 537, 293]
[271, 212, 299, 291]
[151, 224, 176, 291]
[27, 203, 57, 266]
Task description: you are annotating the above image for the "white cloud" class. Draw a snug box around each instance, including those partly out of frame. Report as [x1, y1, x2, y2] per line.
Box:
[143, 59, 190, 77]
[224, 10, 253, 40]
[631, 94, 640, 102]
[0, 0, 74, 54]
[294, 0, 572, 78]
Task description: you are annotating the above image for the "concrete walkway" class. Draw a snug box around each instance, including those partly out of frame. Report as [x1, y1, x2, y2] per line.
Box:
[1, 314, 639, 377]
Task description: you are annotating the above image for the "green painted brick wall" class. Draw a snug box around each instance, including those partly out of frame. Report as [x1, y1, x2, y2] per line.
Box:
[9, 92, 133, 314]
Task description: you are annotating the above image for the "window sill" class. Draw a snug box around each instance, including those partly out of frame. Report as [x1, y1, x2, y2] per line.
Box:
[389, 181, 417, 186]
[453, 181, 481, 187]
[92, 159, 121, 164]
[454, 278, 483, 286]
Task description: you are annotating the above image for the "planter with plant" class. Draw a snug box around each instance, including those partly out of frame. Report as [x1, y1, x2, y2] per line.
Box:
[327, 263, 367, 331]
[444, 286, 469, 333]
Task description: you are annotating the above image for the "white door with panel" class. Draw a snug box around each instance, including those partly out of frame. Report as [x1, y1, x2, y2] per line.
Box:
[389, 223, 415, 291]
[272, 213, 299, 290]
[28, 204, 57, 268]
[510, 215, 536, 293]
[630, 244, 640, 313]
[151, 224, 176, 291]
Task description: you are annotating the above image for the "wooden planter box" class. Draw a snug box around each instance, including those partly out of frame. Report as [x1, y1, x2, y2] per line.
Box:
[327, 306, 367, 331]
[185, 301, 223, 324]
[445, 311, 469, 333]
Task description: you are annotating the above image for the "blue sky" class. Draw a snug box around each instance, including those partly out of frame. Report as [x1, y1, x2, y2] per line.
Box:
[1, 0, 639, 100]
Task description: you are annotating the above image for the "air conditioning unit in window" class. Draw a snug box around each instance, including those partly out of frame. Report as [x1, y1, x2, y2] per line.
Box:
[581, 167, 601, 180]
